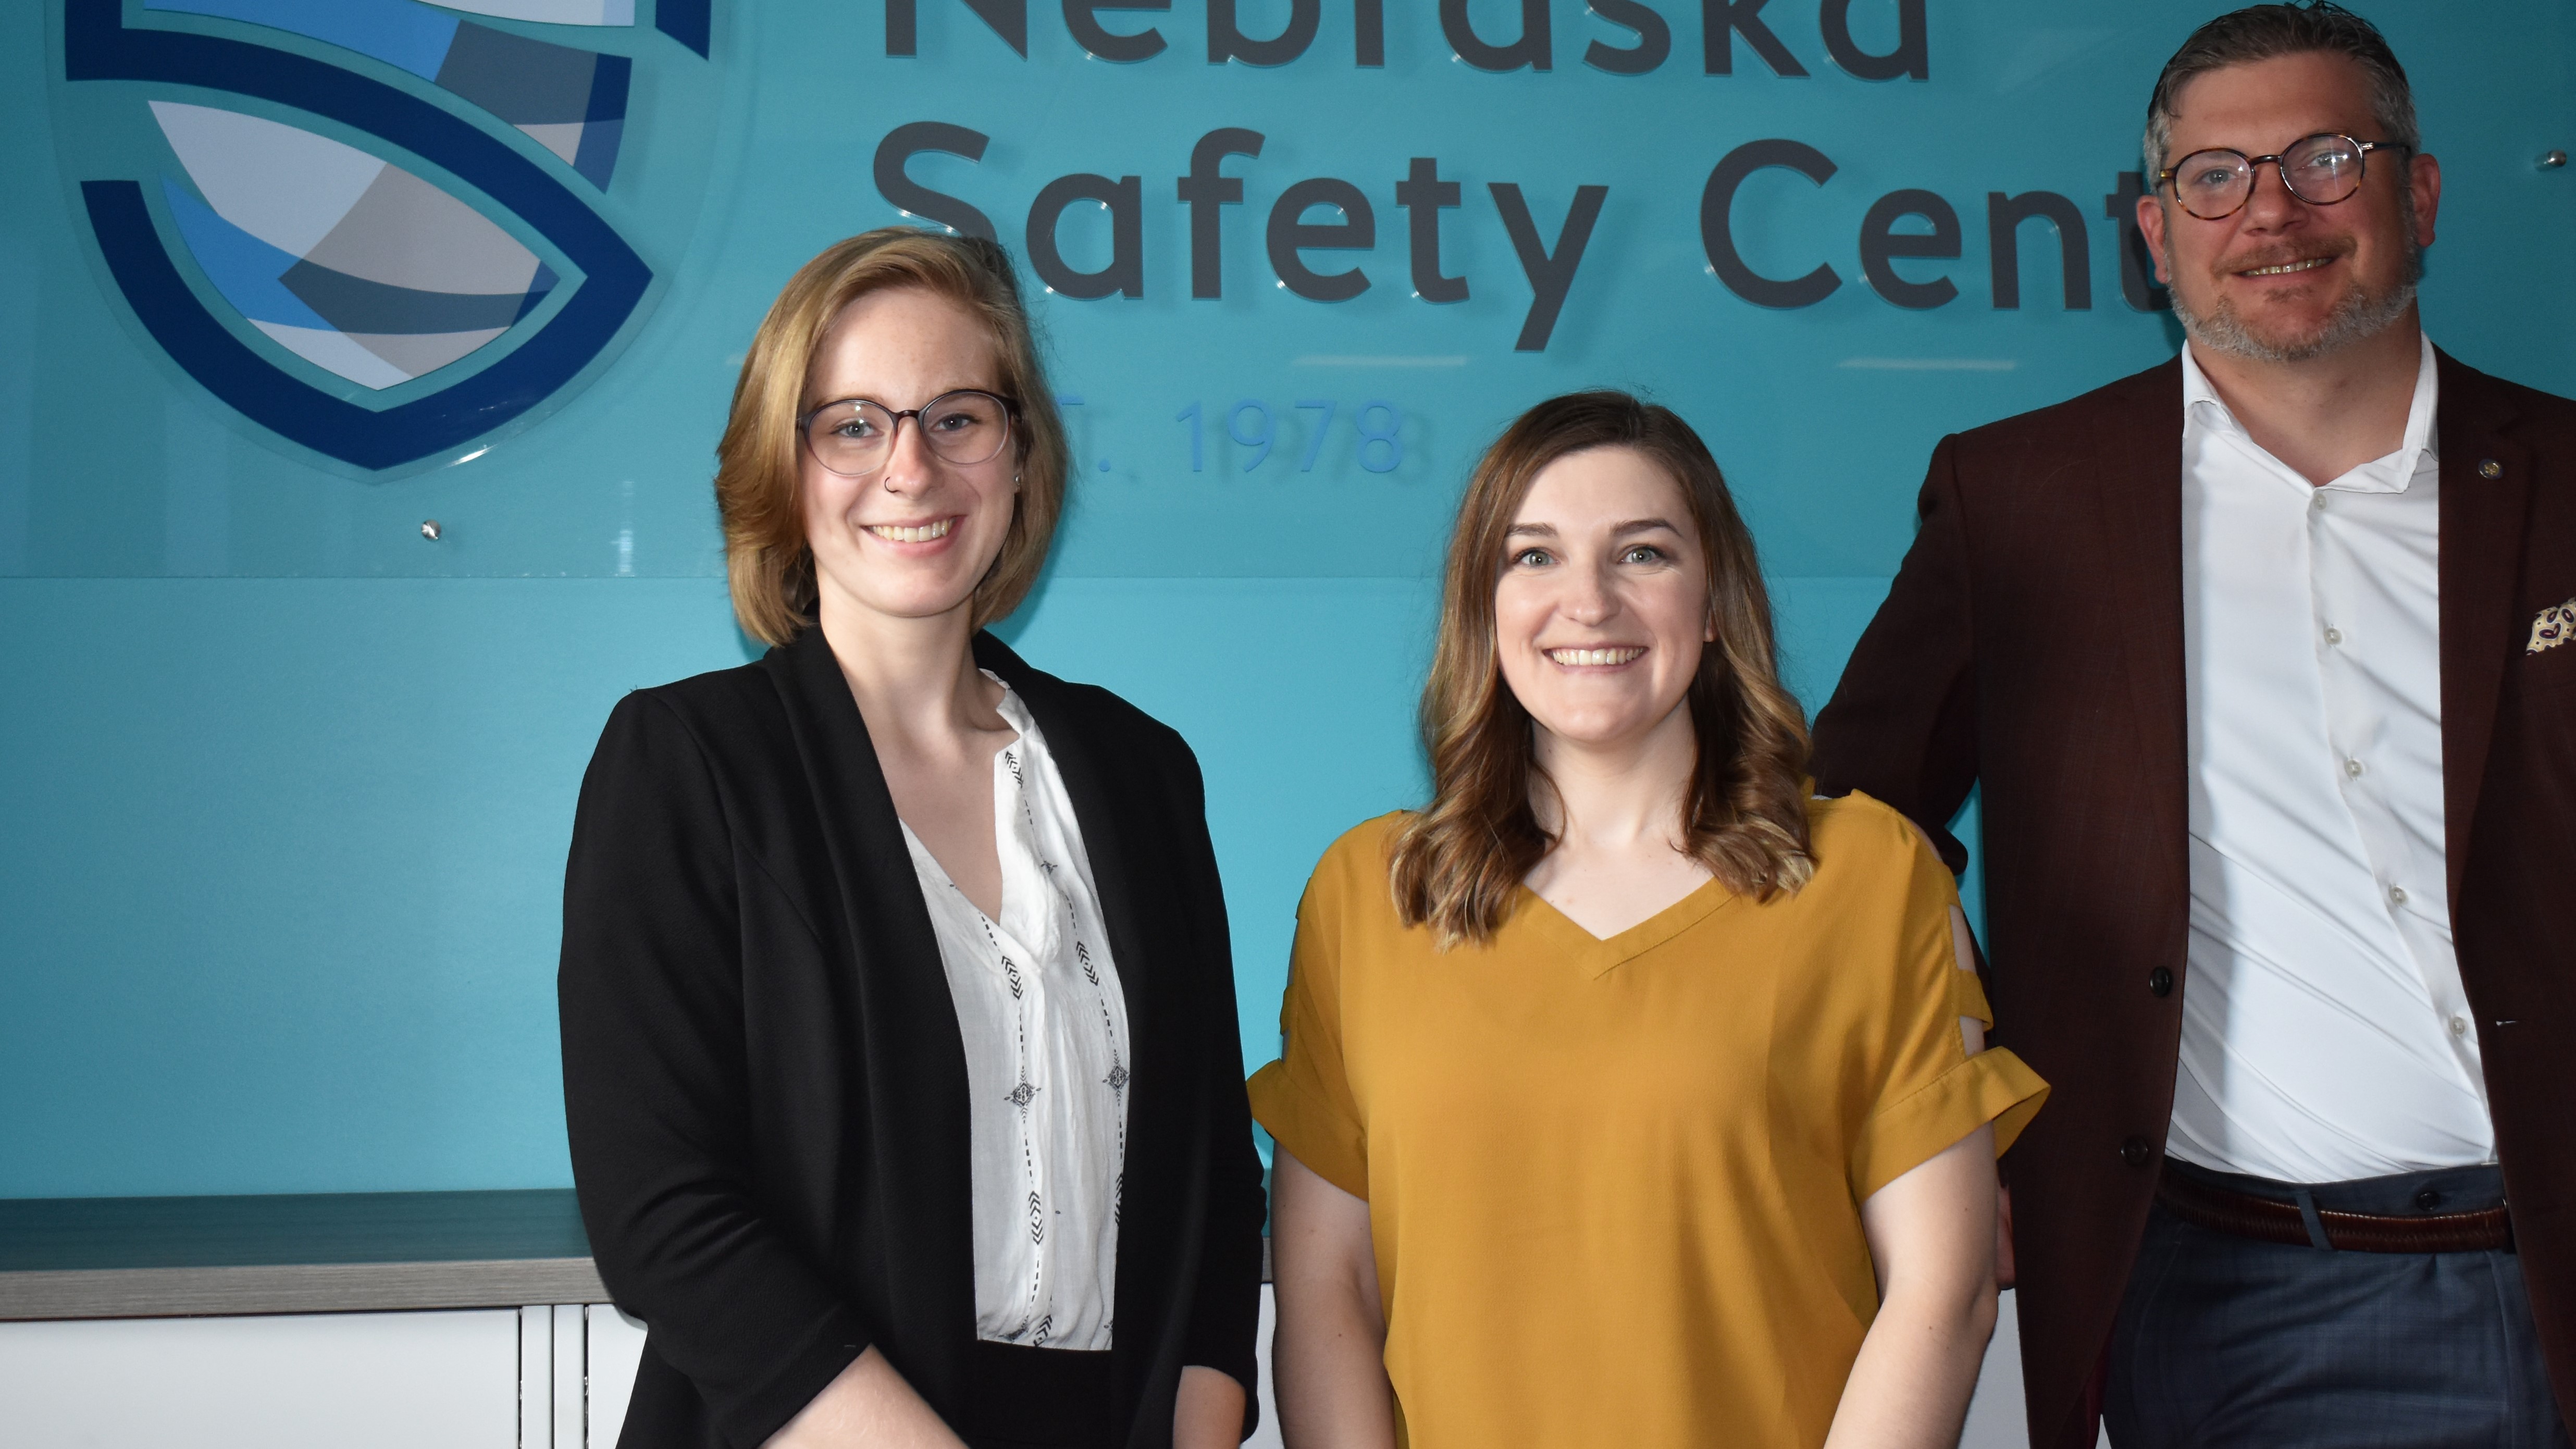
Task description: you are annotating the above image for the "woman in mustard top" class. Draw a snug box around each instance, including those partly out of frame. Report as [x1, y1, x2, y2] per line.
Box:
[1250, 392, 2048, 1449]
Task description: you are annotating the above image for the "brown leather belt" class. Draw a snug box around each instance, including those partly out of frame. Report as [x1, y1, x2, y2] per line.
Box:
[2158, 1167, 2513, 1254]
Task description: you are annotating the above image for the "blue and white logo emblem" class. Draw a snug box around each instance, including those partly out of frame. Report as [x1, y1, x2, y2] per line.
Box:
[55, 0, 719, 472]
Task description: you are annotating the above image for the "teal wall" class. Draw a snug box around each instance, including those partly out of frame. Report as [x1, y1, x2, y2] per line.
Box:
[4, 0, 2570, 1195]
[0, 573, 1895, 1194]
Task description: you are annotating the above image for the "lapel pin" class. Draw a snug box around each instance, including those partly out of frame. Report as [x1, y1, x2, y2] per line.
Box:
[2478, 459, 2503, 479]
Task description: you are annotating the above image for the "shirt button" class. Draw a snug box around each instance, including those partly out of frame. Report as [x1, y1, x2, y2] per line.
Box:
[2122, 1135, 2154, 1168]
[2344, 758, 2365, 777]
[2390, 885, 2409, 906]
[2323, 626, 2343, 645]
[2148, 967, 2175, 998]
[2311, 492, 2328, 511]
[2450, 1014, 2470, 1037]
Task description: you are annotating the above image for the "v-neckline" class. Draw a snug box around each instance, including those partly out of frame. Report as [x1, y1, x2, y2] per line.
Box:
[896, 691, 1043, 962]
[1515, 875, 1736, 977]
[899, 818, 1030, 955]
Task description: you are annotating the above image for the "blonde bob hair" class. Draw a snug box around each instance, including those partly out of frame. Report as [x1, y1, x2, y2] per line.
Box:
[716, 228, 1070, 646]
[1389, 391, 1816, 947]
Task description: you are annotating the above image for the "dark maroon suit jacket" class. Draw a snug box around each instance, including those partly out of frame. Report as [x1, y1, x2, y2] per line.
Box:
[1811, 349, 2576, 1448]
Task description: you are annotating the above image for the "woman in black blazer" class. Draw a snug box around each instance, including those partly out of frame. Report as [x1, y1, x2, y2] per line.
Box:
[560, 229, 1264, 1449]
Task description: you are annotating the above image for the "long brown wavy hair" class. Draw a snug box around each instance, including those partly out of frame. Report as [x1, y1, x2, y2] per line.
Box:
[1388, 391, 1815, 947]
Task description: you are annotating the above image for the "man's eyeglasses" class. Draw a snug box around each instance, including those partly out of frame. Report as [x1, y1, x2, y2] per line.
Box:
[799, 390, 1017, 477]
[2157, 133, 2409, 221]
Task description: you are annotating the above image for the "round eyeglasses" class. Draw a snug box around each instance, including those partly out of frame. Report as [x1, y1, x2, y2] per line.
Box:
[2158, 133, 2408, 221]
[799, 390, 1017, 477]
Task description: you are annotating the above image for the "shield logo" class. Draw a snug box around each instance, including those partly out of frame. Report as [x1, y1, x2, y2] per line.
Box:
[53, 0, 719, 473]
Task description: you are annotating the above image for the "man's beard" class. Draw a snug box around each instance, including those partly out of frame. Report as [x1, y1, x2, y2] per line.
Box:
[2172, 192, 2424, 365]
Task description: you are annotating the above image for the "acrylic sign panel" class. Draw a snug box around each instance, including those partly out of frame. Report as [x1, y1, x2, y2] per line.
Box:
[16, 0, 2569, 581]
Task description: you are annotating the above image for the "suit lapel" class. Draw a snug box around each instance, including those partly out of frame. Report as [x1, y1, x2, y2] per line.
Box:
[2432, 350, 2534, 910]
[2090, 360, 2193, 875]
[761, 628, 978, 1358]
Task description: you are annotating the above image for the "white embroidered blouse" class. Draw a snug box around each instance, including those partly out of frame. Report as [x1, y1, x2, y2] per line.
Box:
[898, 678, 1131, 1349]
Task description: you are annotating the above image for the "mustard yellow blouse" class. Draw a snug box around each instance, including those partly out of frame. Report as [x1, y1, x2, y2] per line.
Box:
[1248, 794, 2048, 1449]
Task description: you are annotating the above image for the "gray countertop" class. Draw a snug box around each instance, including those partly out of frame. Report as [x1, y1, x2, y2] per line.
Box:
[0, 1189, 606, 1320]
[1, 1184, 1275, 1321]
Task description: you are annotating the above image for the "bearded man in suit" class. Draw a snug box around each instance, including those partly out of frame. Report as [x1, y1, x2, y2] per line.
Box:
[1811, 5, 2576, 1446]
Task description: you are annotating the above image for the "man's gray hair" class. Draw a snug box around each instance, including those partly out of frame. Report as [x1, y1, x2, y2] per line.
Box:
[2143, 3, 2419, 180]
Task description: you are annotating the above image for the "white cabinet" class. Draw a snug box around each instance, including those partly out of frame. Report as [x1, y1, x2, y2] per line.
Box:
[0, 1286, 2072, 1449]
[0, 1309, 521, 1448]
[1246, 1285, 1282, 1449]
[0, 1304, 655, 1449]
[584, 1303, 650, 1448]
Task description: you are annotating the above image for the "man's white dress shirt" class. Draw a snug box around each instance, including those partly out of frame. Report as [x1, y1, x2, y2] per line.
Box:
[901, 678, 1130, 1348]
[2170, 335, 2496, 1184]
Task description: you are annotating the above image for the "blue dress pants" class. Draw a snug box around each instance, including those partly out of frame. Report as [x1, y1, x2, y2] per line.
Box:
[2106, 1160, 2569, 1449]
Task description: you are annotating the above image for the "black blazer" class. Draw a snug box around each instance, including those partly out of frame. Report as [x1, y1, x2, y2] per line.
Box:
[560, 627, 1266, 1449]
